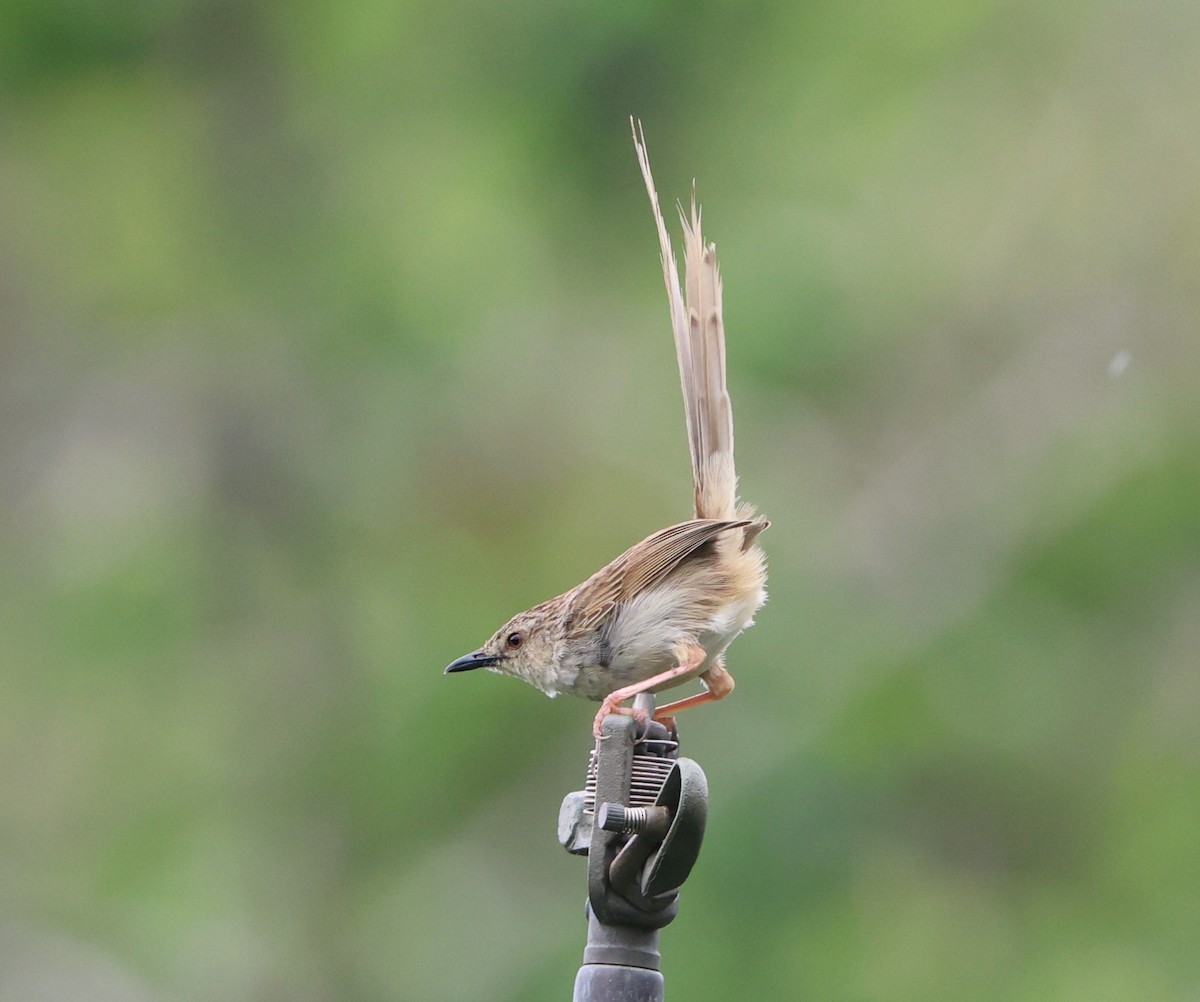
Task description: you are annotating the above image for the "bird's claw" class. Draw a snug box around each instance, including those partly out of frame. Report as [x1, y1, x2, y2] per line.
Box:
[593, 701, 649, 739]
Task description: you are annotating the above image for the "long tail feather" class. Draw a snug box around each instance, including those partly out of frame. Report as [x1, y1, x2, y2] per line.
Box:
[632, 119, 738, 520]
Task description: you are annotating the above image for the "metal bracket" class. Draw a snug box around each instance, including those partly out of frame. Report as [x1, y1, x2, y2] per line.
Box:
[561, 696, 710, 999]
[559, 706, 710, 927]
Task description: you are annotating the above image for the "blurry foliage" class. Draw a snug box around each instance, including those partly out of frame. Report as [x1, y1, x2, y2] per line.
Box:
[2, 0, 1199, 999]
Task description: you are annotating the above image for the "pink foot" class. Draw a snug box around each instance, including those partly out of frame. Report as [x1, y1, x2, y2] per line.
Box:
[593, 700, 648, 739]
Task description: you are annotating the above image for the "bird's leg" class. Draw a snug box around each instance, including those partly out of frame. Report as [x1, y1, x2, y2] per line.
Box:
[652, 660, 735, 733]
[596, 703, 651, 738]
[593, 642, 706, 738]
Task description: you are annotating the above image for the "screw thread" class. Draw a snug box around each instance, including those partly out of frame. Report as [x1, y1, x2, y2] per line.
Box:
[598, 803, 653, 833]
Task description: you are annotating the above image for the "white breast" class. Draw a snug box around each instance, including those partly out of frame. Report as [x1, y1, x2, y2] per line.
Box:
[606, 581, 765, 685]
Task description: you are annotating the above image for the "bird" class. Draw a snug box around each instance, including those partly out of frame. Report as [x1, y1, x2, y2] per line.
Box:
[445, 120, 769, 738]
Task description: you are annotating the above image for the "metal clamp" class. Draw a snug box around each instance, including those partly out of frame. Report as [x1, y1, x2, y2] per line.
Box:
[559, 696, 709, 1000]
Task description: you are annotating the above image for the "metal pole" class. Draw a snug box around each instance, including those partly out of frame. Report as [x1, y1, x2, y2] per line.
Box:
[573, 909, 664, 1002]
[560, 694, 708, 1002]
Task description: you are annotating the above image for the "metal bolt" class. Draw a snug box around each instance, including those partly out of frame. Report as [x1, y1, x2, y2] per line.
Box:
[597, 802, 670, 835]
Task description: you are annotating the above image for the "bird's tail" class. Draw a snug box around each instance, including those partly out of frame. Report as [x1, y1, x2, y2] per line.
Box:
[633, 119, 739, 522]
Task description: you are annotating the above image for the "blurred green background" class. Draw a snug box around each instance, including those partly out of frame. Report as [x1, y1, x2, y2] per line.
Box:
[2, 0, 1199, 999]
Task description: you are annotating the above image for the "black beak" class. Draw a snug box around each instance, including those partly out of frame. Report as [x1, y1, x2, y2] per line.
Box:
[444, 649, 501, 674]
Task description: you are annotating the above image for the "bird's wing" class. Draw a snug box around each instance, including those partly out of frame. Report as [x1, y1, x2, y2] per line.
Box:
[567, 519, 750, 633]
[618, 519, 749, 598]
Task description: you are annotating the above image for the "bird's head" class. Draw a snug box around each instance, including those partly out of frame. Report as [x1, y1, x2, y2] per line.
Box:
[444, 605, 561, 695]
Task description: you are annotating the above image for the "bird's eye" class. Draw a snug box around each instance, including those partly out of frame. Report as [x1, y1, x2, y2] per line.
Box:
[506, 632, 523, 649]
